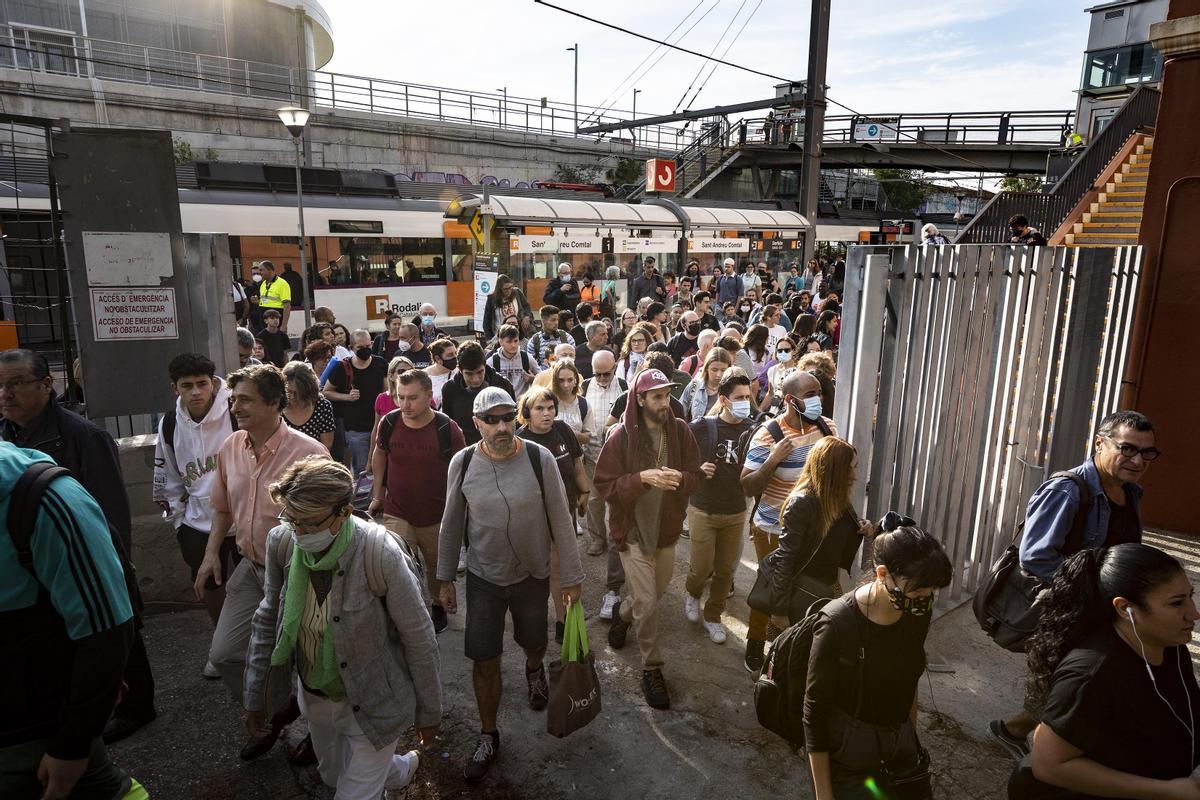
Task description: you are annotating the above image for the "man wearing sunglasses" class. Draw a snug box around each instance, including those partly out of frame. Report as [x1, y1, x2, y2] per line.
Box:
[989, 409, 1158, 759]
[436, 387, 583, 783]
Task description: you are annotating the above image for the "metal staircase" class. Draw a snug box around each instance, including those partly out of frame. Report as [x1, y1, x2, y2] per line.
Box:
[623, 121, 741, 200]
[1064, 136, 1151, 246]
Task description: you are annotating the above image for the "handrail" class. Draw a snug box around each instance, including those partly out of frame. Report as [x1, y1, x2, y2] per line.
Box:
[955, 87, 1160, 244]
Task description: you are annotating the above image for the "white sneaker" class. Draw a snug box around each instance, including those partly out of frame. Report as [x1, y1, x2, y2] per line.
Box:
[599, 590, 619, 620]
[457, 546, 467, 574]
[684, 594, 701, 623]
[385, 749, 420, 798]
[202, 659, 220, 679]
[703, 620, 727, 644]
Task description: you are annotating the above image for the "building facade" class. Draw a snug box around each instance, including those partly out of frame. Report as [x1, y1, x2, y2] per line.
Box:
[1076, 0, 1168, 140]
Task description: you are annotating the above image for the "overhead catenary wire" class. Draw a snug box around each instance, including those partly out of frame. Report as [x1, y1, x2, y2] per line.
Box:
[532, 0, 794, 83]
[671, 0, 748, 115]
[584, 0, 717, 127]
[678, 0, 764, 115]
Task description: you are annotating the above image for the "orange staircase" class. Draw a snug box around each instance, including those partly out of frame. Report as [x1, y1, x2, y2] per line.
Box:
[1059, 134, 1152, 247]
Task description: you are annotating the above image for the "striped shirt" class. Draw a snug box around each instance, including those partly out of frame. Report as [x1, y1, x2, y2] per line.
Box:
[743, 416, 838, 535]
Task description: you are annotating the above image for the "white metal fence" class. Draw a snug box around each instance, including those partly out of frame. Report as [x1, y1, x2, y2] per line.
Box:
[834, 244, 1142, 603]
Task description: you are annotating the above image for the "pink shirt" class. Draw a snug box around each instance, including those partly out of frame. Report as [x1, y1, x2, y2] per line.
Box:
[375, 392, 397, 417]
[210, 419, 327, 565]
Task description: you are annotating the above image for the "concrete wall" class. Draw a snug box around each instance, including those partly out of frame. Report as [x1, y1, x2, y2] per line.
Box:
[119, 434, 198, 606]
[0, 69, 666, 183]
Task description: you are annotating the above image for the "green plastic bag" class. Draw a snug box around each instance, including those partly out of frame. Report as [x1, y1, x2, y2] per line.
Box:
[547, 601, 601, 737]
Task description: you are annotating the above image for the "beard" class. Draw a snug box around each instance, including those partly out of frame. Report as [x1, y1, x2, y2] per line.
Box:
[641, 404, 669, 427]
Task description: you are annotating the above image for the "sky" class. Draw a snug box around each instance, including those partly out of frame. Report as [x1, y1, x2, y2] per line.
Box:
[320, 0, 1090, 125]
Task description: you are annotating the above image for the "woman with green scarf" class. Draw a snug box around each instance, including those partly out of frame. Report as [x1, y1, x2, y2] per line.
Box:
[243, 455, 442, 799]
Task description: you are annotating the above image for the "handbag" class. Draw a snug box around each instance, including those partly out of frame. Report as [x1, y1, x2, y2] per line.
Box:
[972, 471, 1091, 653]
[747, 546, 835, 620]
[547, 602, 602, 738]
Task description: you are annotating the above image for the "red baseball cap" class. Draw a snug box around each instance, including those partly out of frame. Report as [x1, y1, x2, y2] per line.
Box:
[634, 368, 675, 395]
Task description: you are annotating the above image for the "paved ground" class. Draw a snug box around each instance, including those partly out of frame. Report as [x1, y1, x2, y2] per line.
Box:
[109, 531, 1076, 799]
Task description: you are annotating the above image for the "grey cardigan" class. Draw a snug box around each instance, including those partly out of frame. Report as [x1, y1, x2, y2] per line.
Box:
[243, 516, 442, 748]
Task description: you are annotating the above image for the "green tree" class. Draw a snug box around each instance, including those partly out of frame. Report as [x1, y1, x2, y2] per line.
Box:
[872, 168, 932, 215]
[999, 175, 1044, 193]
[552, 162, 603, 183]
[173, 138, 218, 165]
[605, 157, 642, 186]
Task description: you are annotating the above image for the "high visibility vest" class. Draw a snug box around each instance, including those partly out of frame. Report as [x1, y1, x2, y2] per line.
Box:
[259, 277, 291, 310]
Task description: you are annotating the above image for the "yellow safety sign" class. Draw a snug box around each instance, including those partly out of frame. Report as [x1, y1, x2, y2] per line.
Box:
[468, 209, 491, 249]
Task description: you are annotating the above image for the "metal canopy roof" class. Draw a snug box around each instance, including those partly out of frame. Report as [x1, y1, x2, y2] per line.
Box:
[470, 194, 810, 231]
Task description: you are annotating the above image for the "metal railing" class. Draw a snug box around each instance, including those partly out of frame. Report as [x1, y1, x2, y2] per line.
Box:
[0, 27, 695, 150]
[737, 109, 1076, 147]
[956, 87, 1159, 244]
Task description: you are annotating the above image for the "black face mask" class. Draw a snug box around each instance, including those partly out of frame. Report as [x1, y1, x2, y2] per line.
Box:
[442, 357, 458, 371]
[686, 323, 701, 336]
[354, 346, 373, 361]
[884, 578, 934, 616]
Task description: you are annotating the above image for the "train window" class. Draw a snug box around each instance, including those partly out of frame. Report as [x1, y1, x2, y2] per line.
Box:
[312, 237, 449, 286]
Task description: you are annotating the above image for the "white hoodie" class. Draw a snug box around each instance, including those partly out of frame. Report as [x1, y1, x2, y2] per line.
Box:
[153, 376, 235, 533]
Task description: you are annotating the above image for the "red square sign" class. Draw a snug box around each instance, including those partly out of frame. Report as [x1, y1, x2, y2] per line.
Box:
[645, 159, 677, 193]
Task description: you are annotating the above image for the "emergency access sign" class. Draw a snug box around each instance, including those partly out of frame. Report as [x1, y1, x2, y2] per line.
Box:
[90, 287, 179, 340]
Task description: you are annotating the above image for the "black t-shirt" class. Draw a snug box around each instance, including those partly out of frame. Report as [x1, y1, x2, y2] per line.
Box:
[326, 356, 388, 432]
[1104, 487, 1140, 547]
[1009, 627, 1200, 799]
[405, 345, 434, 369]
[255, 329, 291, 368]
[518, 420, 583, 506]
[608, 391, 686, 423]
[688, 416, 752, 514]
[667, 333, 699, 366]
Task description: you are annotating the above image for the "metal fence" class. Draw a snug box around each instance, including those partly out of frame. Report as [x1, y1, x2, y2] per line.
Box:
[737, 109, 1075, 147]
[0, 27, 694, 150]
[834, 244, 1142, 603]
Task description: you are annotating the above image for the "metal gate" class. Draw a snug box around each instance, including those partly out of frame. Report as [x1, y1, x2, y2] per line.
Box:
[834, 244, 1141, 602]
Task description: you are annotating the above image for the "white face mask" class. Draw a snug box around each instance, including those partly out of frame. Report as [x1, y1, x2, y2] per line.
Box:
[730, 399, 752, 419]
[396, 339, 411, 352]
[776, 349, 793, 362]
[293, 527, 336, 552]
[251, 274, 263, 283]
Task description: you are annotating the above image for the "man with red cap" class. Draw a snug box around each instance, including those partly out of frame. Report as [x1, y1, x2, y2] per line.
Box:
[594, 368, 702, 710]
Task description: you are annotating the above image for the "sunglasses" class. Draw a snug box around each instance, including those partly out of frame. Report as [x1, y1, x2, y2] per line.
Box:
[594, 370, 614, 379]
[478, 411, 518, 425]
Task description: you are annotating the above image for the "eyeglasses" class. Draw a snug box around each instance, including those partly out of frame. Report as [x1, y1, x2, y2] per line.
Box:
[594, 370, 614, 379]
[0, 377, 42, 392]
[1104, 438, 1161, 461]
[277, 508, 339, 532]
[478, 411, 518, 425]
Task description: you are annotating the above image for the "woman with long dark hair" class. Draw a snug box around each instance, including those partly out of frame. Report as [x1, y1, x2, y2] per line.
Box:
[814, 310, 840, 352]
[481, 274, 532, 343]
[1009, 543, 1199, 799]
[804, 525, 952, 800]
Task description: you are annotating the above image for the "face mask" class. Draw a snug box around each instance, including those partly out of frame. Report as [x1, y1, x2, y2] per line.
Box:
[294, 528, 337, 552]
[730, 399, 752, 420]
[561, 275, 572, 283]
[884, 578, 935, 616]
[421, 314, 435, 326]
[740, 305, 751, 314]
[790, 395, 823, 420]
[776, 350, 793, 362]
[355, 346, 373, 360]
[442, 357, 458, 371]
[396, 340, 411, 352]
[686, 323, 700, 336]
[251, 274, 263, 283]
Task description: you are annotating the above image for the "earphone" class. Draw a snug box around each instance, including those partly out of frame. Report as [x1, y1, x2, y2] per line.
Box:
[1126, 606, 1196, 770]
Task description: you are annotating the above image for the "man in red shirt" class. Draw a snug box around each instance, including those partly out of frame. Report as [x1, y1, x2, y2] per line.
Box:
[369, 369, 465, 633]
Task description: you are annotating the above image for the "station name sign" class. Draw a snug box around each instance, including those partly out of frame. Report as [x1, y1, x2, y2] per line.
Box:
[688, 238, 750, 253]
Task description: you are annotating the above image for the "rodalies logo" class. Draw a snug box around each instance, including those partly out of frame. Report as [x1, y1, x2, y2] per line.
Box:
[568, 686, 598, 715]
[366, 295, 424, 320]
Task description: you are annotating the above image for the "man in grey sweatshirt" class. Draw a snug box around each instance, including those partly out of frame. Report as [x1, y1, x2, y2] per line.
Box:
[437, 386, 584, 784]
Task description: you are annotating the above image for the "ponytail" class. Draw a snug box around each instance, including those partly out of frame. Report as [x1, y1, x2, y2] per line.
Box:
[1026, 544, 1184, 711]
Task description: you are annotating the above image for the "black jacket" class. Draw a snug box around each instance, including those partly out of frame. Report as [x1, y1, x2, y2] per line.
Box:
[0, 394, 132, 553]
[440, 367, 516, 446]
[482, 288, 533, 340]
[543, 278, 582, 312]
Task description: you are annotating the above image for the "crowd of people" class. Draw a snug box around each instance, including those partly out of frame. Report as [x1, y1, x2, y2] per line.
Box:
[0, 248, 1194, 800]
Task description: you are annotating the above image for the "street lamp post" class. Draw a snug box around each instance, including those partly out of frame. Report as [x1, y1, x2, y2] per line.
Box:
[632, 88, 642, 146]
[498, 86, 507, 128]
[277, 106, 312, 330]
[566, 44, 578, 134]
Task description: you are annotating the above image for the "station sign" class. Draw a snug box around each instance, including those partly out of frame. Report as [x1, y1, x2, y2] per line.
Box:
[509, 235, 605, 254]
[853, 116, 899, 142]
[644, 159, 677, 193]
[618, 237, 676, 253]
[688, 237, 750, 253]
[90, 287, 178, 340]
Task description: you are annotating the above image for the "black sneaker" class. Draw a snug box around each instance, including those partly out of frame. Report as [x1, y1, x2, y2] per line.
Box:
[744, 638, 766, 674]
[555, 621, 565, 643]
[988, 719, 1031, 760]
[527, 663, 549, 711]
[430, 604, 448, 634]
[607, 600, 631, 649]
[464, 732, 499, 783]
[641, 669, 670, 710]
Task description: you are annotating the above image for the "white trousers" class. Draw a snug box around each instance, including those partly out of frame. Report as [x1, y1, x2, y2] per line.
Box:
[297, 680, 418, 800]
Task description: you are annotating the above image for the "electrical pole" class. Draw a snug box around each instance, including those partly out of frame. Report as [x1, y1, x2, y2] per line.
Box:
[800, 0, 831, 269]
[567, 43, 579, 134]
[633, 88, 641, 145]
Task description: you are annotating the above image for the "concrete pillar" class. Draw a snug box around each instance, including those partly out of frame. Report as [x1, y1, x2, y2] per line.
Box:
[1122, 0, 1200, 534]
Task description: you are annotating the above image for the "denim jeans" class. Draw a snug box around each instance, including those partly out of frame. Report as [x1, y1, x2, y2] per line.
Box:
[345, 430, 371, 477]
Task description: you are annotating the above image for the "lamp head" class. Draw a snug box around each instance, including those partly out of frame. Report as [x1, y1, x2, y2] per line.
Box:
[276, 106, 310, 139]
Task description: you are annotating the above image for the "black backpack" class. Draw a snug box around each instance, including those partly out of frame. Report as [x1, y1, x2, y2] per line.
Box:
[452, 442, 553, 548]
[742, 415, 833, 518]
[377, 409, 455, 462]
[754, 593, 861, 749]
[7, 461, 144, 620]
[972, 471, 1092, 652]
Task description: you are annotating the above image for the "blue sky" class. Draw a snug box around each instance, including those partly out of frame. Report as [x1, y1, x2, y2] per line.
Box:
[322, 0, 1090, 121]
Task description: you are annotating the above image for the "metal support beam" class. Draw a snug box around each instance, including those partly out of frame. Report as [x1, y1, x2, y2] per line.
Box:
[576, 94, 801, 135]
[800, 0, 831, 268]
